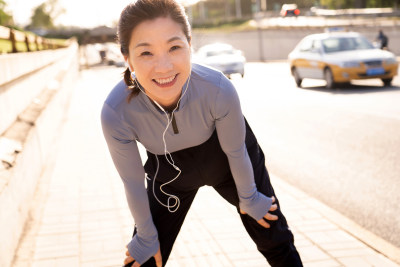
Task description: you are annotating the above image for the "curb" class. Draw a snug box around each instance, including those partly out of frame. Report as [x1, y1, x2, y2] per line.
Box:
[272, 174, 400, 265]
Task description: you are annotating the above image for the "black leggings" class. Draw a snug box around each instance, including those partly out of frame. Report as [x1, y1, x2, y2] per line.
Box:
[132, 119, 302, 267]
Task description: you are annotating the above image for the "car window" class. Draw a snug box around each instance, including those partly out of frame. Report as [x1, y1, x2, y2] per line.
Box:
[298, 38, 313, 52]
[322, 36, 374, 53]
[322, 38, 340, 53]
[354, 36, 374, 50]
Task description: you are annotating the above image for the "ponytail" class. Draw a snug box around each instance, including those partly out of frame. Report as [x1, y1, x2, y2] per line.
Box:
[123, 67, 140, 103]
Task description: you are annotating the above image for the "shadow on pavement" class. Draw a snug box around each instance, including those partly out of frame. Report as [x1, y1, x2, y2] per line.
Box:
[299, 83, 400, 95]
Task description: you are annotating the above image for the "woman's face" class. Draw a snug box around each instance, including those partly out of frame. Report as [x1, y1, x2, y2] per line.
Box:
[125, 16, 191, 107]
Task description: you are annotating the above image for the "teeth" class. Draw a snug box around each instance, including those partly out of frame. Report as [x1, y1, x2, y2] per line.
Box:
[155, 75, 175, 84]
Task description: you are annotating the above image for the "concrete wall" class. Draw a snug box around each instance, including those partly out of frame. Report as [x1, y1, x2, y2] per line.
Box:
[0, 48, 74, 135]
[0, 49, 68, 85]
[0, 43, 79, 267]
[192, 25, 400, 61]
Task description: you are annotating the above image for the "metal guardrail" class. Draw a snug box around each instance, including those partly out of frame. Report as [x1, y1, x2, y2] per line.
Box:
[0, 25, 68, 53]
[310, 7, 397, 16]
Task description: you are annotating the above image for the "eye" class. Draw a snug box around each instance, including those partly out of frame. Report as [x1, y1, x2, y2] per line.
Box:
[140, 51, 152, 56]
[170, 45, 181, 52]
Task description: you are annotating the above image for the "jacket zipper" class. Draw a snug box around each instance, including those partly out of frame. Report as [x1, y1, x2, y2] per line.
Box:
[169, 112, 179, 134]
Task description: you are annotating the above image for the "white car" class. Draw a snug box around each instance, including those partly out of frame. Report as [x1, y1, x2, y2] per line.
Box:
[195, 43, 245, 78]
[288, 32, 398, 88]
[105, 43, 127, 68]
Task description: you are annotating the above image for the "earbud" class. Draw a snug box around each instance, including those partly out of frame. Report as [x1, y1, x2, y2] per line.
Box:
[153, 100, 166, 113]
[132, 77, 166, 113]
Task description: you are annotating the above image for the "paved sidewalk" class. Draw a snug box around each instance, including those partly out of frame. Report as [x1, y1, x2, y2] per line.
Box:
[12, 67, 400, 267]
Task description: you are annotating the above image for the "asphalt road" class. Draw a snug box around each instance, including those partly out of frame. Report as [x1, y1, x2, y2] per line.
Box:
[231, 62, 400, 248]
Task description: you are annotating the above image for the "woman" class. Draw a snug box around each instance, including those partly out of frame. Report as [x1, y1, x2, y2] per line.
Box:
[101, 0, 303, 266]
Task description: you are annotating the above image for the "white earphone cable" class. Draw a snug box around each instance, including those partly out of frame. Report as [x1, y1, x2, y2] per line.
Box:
[133, 72, 191, 212]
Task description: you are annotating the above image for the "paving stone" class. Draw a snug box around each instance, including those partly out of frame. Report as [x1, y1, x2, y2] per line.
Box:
[329, 247, 375, 258]
[304, 259, 342, 267]
[32, 257, 79, 267]
[338, 256, 374, 267]
[297, 245, 331, 262]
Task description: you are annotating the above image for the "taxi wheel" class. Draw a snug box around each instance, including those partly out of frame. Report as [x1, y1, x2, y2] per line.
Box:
[324, 68, 335, 89]
[382, 78, 392, 87]
[292, 68, 302, 87]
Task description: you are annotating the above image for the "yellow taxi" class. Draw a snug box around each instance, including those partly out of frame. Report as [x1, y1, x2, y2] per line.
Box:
[288, 31, 398, 88]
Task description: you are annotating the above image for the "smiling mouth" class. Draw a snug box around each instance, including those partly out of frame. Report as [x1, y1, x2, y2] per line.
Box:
[153, 74, 178, 87]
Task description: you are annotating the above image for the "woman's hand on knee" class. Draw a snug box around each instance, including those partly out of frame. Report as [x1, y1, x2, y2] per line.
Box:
[124, 247, 162, 267]
[240, 196, 278, 228]
[257, 196, 278, 228]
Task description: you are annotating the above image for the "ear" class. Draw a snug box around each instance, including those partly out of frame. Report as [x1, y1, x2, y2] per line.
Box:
[124, 56, 134, 72]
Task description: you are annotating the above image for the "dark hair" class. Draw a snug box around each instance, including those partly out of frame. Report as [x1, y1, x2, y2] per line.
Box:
[118, 0, 191, 102]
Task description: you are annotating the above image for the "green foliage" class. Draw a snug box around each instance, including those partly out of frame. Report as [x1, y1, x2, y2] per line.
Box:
[0, 39, 29, 53]
[30, 3, 53, 29]
[0, 39, 11, 53]
[0, 0, 13, 26]
[366, 0, 396, 7]
[320, 0, 397, 8]
[28, 0, 65, 29]
[267, 0, 315, 9]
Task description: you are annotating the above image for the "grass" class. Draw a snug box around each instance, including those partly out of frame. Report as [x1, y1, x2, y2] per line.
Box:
[0, 40, 31, 53]
[51, 38, 69, 46]
[0, 38, 68, 54]
[0, 39, 12, 53]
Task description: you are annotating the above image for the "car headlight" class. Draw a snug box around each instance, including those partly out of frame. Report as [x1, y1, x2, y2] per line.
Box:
[340, 61, 361, 68]
[384, 58, 398, 65]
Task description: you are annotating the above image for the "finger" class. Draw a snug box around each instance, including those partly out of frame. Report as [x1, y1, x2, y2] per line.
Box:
[269, 203, 278, 212]
[239, 209, 247, 215]
[264, 213, 278, 221]
[125, 250, 130, 256]
[154, 249, 162, 267]
[133, 261, 141, 267]
[257, 218, 270, 228]
[124, 256, 135, 265]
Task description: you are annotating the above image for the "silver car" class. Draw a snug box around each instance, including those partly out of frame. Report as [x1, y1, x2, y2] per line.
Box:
[194, 43, 245, 78]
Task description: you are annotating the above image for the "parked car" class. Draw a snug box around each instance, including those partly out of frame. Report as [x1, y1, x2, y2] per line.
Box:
[194, 43, 245, 78]
[280, 4, 300, 17]
[105, 43, 127, 67]
[288, 31, 398, 88]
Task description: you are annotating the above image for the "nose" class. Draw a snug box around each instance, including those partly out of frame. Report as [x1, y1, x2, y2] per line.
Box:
[155, 54, 173, 73]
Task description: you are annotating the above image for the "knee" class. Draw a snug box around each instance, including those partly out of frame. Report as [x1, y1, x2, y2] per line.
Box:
[260, 241, 303, 267]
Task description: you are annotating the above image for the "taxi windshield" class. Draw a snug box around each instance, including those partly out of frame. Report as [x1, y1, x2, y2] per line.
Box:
[322, 37, 374, 53]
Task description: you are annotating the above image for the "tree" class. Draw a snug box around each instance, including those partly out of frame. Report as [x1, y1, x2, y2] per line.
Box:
[30, 3, 53, 29]
[29, 0, 64, 29]
[0, 0, 13, 26]
[320, 0, 398, 8]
